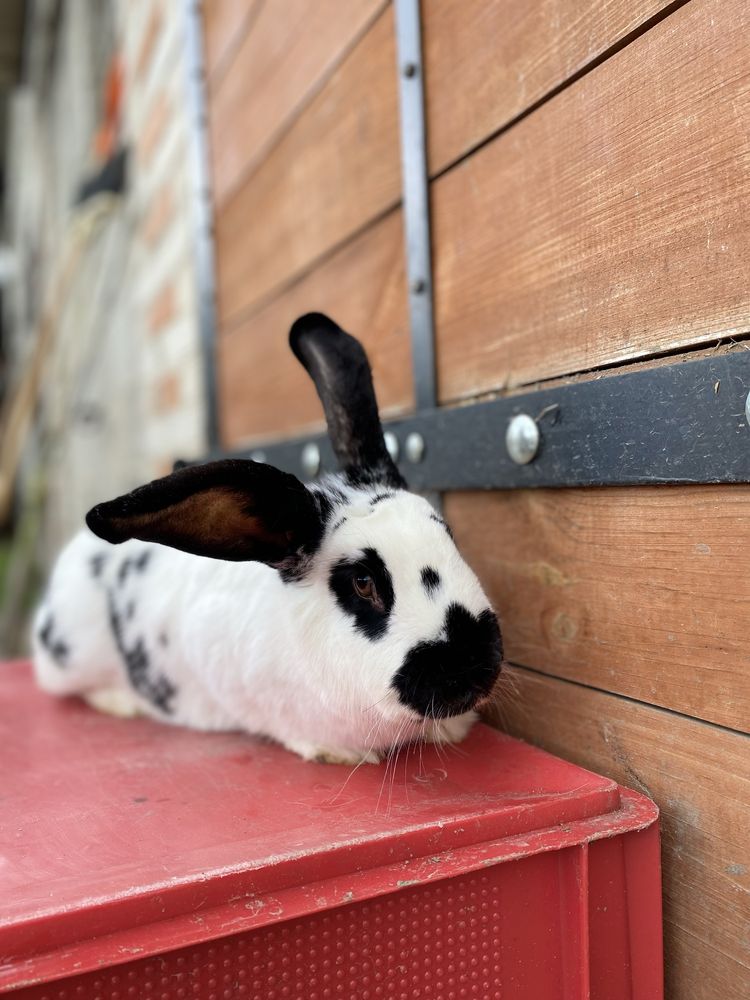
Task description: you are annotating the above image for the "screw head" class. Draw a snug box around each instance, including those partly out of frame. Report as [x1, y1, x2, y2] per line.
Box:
[383, 431, 399, 462]
[506, 414, 539, 465]
[301, 442, 321, 478]
[405, 432, 425, 464]
[250, 450, 267, 464]
[402, 62, 418, 78]
[411, 277, 426, 295]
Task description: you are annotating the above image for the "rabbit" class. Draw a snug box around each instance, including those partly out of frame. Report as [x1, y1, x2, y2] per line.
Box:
[32, 313, 503, 765]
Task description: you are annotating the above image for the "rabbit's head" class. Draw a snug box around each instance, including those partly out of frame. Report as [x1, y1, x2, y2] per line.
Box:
[86, 314, 503, 725]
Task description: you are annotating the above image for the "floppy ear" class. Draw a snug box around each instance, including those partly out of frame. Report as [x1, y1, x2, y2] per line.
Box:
[85, 459, 323, 566]
[289, 313, 406, 489]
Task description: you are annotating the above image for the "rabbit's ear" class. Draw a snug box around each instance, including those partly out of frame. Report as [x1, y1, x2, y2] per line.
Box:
[86, 459, 323, 566]
[290, 313, 405, 489]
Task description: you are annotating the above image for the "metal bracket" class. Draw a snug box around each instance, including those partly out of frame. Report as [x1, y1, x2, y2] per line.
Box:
[395, 0, 436, 412]
[185, 0, 221, 452]
[222, 354, 750, 490]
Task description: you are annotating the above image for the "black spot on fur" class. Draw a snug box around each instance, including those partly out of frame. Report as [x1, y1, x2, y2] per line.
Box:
[370, 492, 394, 506]
[421, 567, 441, 595]
[90, 553, 109, 578]
[126, 600, 136, 621]
[159, 632, 169, 648]
[117, 559, 132, 585]
[330, 516, 347, 534]
[106, 591, 176, 714]
[328, 547, 395, 640]
[38, 614, 70, 667]
[134, 550, 152, 572]
[430, 513, 454, 541]
[392, 604, 502, 718]
[312, 489, 334, 527]
[345, 465, 404, 490]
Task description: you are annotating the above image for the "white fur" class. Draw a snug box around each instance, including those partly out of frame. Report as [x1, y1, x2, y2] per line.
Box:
[33, 481, 493, 764]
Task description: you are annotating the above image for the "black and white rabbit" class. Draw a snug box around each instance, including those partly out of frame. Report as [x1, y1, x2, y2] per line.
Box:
[32, 314, 503, 764]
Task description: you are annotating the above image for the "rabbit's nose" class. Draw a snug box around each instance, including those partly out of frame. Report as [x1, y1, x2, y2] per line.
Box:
[391, 604, 502, 718]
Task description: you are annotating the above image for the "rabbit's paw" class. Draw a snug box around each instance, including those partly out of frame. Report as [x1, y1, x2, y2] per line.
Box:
[285, 739, 381, 766]
[424, 710, 478, 747]
[85, 687, 141, 718]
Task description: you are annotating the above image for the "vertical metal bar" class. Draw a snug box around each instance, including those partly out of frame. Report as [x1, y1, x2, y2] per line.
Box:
[184, 0, 220, 452]
[394, 0, 436, 413]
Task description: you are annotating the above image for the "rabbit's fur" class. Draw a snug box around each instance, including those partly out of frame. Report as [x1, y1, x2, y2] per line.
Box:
[33, 315, 503, 764]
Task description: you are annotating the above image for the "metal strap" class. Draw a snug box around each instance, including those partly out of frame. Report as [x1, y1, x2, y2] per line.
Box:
[394, 0, 436, 412]
[185, 0, 221, 452]
[221, 353, 750, 490]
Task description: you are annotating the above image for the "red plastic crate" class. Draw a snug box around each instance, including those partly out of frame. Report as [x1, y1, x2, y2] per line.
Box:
[0, 660, 662, 998]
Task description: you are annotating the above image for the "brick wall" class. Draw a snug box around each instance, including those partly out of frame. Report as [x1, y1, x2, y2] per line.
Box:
[4, 0, 208, 556]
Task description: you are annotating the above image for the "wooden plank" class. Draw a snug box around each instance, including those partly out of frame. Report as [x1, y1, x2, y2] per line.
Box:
[432, 0, 750, 402]
[214, 5, 401, 328]
[445, 485, 750, 732]
[492, 668, 750, 1000]
[423, 0, 671, 172]
[217, 209, 412, 448]
[208, 0, 385, 207]
[202, 0, 262, 83]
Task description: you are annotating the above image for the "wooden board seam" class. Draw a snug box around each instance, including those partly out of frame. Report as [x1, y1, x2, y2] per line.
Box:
[218, 198, 403, 337]
[428, 0, 693, 184]
[503, 661, 749, 741]
[212, 1, 391, 214]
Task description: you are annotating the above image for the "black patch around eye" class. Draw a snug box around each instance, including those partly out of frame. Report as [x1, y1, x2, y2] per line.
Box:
[430, 512, 455, 541]
[328, 546, 394, 640]
[421, 566, 441, 595]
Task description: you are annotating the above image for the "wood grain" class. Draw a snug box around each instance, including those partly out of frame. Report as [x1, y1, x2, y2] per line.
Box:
[202, 0, 262, 83]
[492, 668, 750, 1000]
[423, 0, 671, 172]
[432, 0, 750, 402]
[445, 485, 750, 732]
[217, 209, 411, 448]
[208, 0, 385, 207]
[214, 5, 401, 329]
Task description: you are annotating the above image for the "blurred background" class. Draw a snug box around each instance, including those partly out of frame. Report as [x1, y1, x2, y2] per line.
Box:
[0, 3, 747, 994]
[0, 2, 209, 652]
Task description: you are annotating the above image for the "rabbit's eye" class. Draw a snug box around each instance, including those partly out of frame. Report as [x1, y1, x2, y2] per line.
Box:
[353, 574, 376, 601]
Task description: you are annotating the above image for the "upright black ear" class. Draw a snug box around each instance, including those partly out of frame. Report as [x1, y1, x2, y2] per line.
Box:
[85, 459, 323, 567]
[289, 313, 405, 488]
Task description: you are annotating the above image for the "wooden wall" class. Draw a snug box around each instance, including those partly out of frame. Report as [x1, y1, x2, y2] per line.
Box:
[203, 2, 750, 996]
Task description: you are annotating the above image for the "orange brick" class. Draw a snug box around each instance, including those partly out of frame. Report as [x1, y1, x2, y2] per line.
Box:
[147, 282, 177, 336]
[154, 457, 177, 478]
[141, 183, 175, 246]
[153, 372, 181, 414]
[138, 91, 171, 168]
[135, 4, 163, 82]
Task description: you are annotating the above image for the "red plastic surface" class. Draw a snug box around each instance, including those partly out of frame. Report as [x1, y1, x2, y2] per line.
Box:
[0, 661, 662, 998]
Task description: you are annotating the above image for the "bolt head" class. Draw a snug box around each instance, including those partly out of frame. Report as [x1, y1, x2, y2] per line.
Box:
[383, 431, 399, 462]
[405, 432, 425, 464]
[301, 442, 321, 478]
[411, 277, 426, 295]
[402, 62, 418, 78]
[506, 414, 539, 465]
